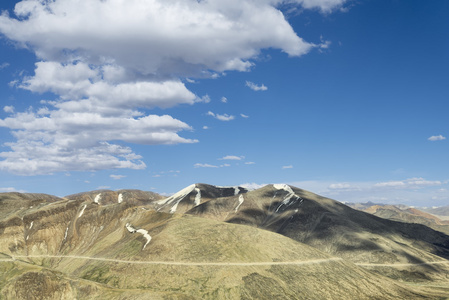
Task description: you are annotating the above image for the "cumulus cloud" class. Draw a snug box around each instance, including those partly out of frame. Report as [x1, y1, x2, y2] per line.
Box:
[0, 0, 338, 175]
[0, 108, 197, 175]
[221, 97, 228, 103]
[428, 135, 446, 141]
[207, 111, 235, 121]
[0, 0, 316, 75]
[246, 81, 268, 91]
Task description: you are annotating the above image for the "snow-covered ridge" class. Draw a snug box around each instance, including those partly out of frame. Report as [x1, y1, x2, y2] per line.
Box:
[126, 223, 152, 249]
[118, 193, 123, 204]
[156, 183, 248, 213]
[156, 184, 197, 213]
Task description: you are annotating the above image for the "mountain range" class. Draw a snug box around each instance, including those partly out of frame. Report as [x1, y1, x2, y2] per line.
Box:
[1, 184, 448, 299]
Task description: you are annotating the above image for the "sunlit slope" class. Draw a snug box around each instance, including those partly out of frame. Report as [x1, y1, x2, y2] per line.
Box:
[0, 193, 436, 299]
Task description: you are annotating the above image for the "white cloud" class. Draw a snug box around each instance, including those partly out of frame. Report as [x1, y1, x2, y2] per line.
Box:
[240, 114, 249, 118]
[110, 174, 126, 180]
[203, 126, 209, 130]
[282, 165, 293, 169]
[221, 97, 228, 103]
[294, 0, 348, 13]
[0, 108, 198, 175]
[219, 155, 244, 160]
[194, 163, 219, 168]
[0, 0, 316, 75]
[3, 106, 14, 113]
[246, 81, 268, 91]
[0, 0, 338, 175]
[428, 135, 446, 141]
[0, 62, 9, 70]
[245, 162, 256, 165]
[207, 111, 235, 121]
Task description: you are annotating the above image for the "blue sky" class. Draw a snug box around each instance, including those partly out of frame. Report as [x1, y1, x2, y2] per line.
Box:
[0, 0, 448, 207]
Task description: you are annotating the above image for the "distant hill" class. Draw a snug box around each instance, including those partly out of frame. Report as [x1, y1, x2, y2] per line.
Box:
[1, 187, 449, 299]
[421, 205, 449, 217]
[346, 203, 449, 236]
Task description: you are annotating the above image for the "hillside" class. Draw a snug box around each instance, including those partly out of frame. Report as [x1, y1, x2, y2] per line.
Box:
[1, 188, 449, 299]
[186, 184, 449, 284]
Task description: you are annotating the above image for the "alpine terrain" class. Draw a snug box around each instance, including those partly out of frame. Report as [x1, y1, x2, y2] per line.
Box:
[1, 184, 448, 299]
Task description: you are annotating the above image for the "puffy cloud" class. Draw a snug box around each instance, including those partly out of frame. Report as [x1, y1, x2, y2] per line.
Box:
[0, 0, 337, 175]
[207, 111, 235, 121]
[221, 97, 228, 103]
[0, 0, 316, 76]
[0, 108, 196, 175]
[246, 81, 268, 91]
[3, 106, 14, 113]
[428, 135, 446, 141]
[20, 62, 197, 110]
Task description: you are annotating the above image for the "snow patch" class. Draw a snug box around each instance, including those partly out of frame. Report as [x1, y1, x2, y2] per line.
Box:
[136, 229, 152, 249]
[273, 184, 294, 194]
[125, 223, 152, 249]
[234, 186, 240, 195]
[64, 227, 69, 240]
[235, 195, 245, 212]
[79, 204, 87, 217]
[194, 188, 201, 206]
[94, 193, 102, 204]
[29, 221, 33, 229]
[118, 193, 123, 204]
